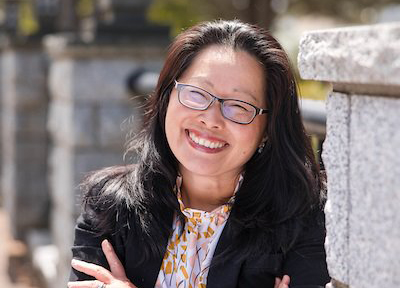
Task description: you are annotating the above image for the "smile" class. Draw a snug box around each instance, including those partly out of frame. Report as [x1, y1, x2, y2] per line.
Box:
[188, 131, 226, 149]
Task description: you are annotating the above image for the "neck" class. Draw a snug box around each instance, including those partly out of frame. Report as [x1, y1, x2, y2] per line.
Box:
[178, 166, 241, 212]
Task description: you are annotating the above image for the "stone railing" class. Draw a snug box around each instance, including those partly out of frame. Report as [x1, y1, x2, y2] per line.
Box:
[44, 35, 166, 287]
[0, 40, 49, 240]
[298, 22, 400, 288]
[0, 33, 167, 287]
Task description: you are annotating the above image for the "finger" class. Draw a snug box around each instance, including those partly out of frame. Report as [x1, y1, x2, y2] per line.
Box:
[102, 239, 127, 279]
[281, 275, 290, 285]
[68, 280, 105, 288]
[274, 277, 281, 288]
[71, 259, 112, 282]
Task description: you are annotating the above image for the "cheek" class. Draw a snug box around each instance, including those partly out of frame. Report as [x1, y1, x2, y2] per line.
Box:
[165, 100, 188, 149]
[165, 103, 177, 146]
[235, 124, 265, 154]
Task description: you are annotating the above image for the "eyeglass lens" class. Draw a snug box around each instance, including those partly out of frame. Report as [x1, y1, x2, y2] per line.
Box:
[178, 84, 256, 124]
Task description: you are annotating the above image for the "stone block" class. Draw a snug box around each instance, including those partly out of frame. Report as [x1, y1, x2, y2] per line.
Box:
[48, 145, 74, 211]
[74, 150, 124, 185]
[15, 108, 47, 138]
[50, 205, 74, 288]
[2, 50, 47, 108]
[72, 105, 96, 148]
[1, 47, 49, 240]
[48, 59, 74, 101]
[348, 94, 400, 288]
[15, 140, 47, 163]
[298, 23, 400, 86]
[321, 92, 350, 283]
[6, 162, 49, 238]
[48, 101, 96, 148]
[72, 59, 138, 103]
[0, 108, 2, 197]
[47, 100, 73, 146]
[98, 102, 138, 148]
[73, 150, 125, 214]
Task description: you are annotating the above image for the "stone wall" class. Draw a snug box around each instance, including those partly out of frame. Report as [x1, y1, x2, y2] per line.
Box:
[44, 35, 165, 287]
[0, 45, 49, 240]
[298, 22, 400, 288]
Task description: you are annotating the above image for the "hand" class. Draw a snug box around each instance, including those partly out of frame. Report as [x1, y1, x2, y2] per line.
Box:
[68, 240, 137, 288]
[274, 275, 290, 288]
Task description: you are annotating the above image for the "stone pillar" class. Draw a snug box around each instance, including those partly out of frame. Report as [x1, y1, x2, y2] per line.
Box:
[298, 23, 400, 288]
[0, 40, 3, 204]
[44, 35, 166, 287]
[0, 42, 49, 240]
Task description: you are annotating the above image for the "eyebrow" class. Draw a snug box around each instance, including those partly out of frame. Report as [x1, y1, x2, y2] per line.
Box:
[192, 77, 260, 104]
[233, 87, 258, 103]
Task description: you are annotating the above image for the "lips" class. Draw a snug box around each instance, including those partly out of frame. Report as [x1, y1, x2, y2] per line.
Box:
[185, 129, 228, 153]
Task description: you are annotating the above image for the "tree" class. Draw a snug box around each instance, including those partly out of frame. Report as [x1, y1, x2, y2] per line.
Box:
[148, 0, 400, 35]
[147, 0, 276, 36]
[289, 0, 400, 23]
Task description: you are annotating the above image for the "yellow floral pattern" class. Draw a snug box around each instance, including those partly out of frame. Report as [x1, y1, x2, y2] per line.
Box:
[154, 175, 243, 288]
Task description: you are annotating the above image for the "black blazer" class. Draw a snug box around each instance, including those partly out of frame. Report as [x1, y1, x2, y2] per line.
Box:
[70, 200, 330, 288]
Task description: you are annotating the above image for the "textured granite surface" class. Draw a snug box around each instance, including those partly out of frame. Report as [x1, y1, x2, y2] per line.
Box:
[299, 23, 400, 288]
[348, 94, 400, 288]
[298, 23, 400, 86]
[322, 92, 350, 284]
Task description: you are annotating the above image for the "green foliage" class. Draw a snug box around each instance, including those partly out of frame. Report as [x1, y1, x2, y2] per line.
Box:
[298, 80, 330, 101]
[147, 0, 212, 36]
[147, 0, 276, 36]
[76, 0, 94, 18]
[18, 0, 39, 36]
[289, 0, 400, 23]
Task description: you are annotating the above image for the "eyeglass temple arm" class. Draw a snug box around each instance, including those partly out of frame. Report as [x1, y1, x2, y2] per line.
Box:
[258, 108, 269, 115]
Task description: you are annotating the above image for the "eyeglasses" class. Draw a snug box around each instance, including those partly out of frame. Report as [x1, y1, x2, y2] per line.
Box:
[174, 81, 268, 124]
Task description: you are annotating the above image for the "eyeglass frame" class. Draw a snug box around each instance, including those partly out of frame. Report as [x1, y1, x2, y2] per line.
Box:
[174, 80, 269, 124]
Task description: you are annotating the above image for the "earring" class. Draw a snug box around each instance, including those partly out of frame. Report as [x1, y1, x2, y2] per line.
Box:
[258, 134, 268, 154]
[258, 142, 265, 154]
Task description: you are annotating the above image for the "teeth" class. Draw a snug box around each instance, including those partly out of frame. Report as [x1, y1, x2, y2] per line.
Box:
[189, 132, 225, 149]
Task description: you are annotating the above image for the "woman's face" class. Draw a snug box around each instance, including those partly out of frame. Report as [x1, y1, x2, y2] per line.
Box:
[165, 45, 267, 178]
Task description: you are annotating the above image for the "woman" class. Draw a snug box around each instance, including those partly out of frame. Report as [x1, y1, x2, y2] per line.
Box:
[68, 20, 330, 288]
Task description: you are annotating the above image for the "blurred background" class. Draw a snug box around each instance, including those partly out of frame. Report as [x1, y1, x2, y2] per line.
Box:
[0, 0, 398, 287]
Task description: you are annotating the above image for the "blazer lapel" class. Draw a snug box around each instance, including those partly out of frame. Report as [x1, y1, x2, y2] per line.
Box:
[126, 210, 173, 288]
[206, 218, 243, 288]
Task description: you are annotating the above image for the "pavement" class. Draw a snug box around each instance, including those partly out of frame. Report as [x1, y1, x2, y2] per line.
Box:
[0, 209, 42, 288]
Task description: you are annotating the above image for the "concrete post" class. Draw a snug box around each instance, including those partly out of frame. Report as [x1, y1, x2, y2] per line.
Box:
[44, 34, 166, 287]
[0, 42, 49, 240]
[298, 23, 400, 288]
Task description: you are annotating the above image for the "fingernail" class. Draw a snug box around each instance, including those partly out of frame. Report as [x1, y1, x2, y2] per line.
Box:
[103, 239, 111, 249]
[71, 259, 80, 266]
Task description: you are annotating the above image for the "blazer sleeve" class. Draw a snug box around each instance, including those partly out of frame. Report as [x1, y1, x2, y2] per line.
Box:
[281, 210, 331, 288]
[69, 204, 129, 281]
[69, 166, 132, 281]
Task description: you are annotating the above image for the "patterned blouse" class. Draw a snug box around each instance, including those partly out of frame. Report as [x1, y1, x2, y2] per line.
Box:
[154, 175, 243, 288]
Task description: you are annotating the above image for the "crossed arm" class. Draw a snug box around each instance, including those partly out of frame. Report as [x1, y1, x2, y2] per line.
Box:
[67, 239, 290, 288]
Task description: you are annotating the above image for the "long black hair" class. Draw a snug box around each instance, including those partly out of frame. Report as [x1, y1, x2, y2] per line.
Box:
[82, 19, 325, 263]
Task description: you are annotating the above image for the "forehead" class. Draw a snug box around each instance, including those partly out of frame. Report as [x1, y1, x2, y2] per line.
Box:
[179, 45, 266, 106]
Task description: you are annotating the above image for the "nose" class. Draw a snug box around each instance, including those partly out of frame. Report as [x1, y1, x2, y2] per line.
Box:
[198, 100, 225, 129]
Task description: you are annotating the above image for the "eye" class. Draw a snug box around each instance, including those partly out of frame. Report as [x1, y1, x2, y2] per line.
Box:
[189, 90, 207, 98]
[225, 101, 252, 113]
[187, 89, 208, 103]
[232, 104, 250, 112]
[179, 86, 210, 108]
